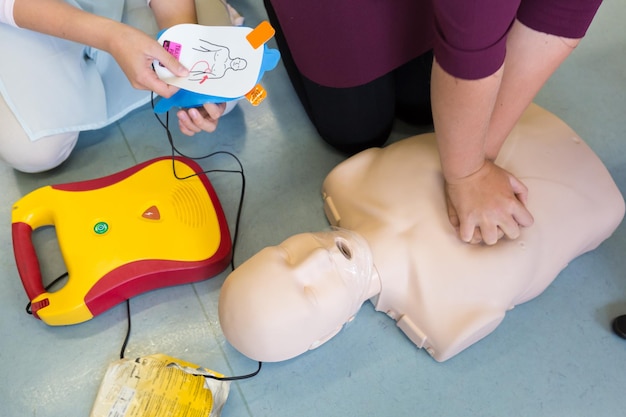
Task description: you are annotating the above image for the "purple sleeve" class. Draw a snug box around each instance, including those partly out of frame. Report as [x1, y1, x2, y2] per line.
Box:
[433, 0, 604, 80]
[432, 0, 520, 80]
[517, 0, 603, 39]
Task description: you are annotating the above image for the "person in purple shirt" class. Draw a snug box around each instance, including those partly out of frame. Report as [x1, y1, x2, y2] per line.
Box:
[263, 0, 604, 246]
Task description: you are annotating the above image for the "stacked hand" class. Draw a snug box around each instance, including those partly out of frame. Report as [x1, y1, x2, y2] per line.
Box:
[444, 160, 534, 245]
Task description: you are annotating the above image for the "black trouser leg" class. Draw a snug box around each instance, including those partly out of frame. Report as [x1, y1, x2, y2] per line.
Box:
[264, 0, 432, 154]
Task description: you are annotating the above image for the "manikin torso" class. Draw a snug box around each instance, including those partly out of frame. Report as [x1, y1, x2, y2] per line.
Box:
[218, 104, 624, 363]
[321, 104, 624, 361]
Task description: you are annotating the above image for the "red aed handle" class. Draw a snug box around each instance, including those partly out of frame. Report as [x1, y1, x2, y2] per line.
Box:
[12, 222, 45, 301]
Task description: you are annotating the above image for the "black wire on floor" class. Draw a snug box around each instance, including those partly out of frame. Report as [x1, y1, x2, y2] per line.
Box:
[26, 97, 261, 381]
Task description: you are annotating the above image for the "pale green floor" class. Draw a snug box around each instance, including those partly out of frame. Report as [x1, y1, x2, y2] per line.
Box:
[2, 1, 626, 416]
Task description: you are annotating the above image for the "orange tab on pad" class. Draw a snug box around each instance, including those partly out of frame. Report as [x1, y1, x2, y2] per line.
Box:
[246, 21, 275, 49]
[245, 84, 268, 106]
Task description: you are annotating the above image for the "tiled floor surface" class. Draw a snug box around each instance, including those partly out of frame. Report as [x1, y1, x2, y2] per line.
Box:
[1, 1, 625, 416]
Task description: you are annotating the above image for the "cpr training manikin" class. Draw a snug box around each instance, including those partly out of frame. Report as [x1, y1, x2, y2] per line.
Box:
[218, 104, 625, 363]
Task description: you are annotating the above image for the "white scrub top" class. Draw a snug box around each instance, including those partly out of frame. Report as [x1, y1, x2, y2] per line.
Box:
[0, 0, 158, 141]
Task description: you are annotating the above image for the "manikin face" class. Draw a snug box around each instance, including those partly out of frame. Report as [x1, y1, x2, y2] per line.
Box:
[218, 228, 375, 362]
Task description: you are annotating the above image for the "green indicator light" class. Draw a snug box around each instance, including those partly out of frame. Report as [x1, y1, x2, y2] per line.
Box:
[94, 221, 109, 235]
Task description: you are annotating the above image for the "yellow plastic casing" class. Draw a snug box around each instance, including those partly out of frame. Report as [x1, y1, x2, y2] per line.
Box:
[12, 157, 231, 325]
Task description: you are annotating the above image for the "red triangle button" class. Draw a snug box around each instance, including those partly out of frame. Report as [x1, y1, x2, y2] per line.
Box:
[142, 205, 161, 220]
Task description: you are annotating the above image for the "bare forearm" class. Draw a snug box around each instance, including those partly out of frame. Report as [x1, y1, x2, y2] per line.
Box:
[485, 20, 580, 159]
[434, 20, 580, 175]
[14, 0, 188, 98]
[13, 0, 123, 52]
[431, 59, 503, 182]
[149, 0, 197, 29]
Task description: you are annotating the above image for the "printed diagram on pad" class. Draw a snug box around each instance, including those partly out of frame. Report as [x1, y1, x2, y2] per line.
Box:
[188, 40, 248, 82]
[164, 39, 248, 83]
[154, 21, 280, 109]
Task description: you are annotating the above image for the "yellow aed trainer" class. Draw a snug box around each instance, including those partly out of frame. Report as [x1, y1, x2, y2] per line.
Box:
[11, 157, 232, 326]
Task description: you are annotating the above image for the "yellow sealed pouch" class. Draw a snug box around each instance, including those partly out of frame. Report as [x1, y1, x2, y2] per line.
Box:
[90, 353, 229, 417]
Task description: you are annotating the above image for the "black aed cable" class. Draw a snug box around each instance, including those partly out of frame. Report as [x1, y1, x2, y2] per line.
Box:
[25, 96, 261, 382]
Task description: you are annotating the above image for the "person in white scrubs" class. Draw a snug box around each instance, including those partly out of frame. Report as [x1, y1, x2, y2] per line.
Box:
[0, 0, 239, 173]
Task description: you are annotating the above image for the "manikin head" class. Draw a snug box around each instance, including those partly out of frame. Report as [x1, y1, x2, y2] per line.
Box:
[218, 228, 380, 362]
